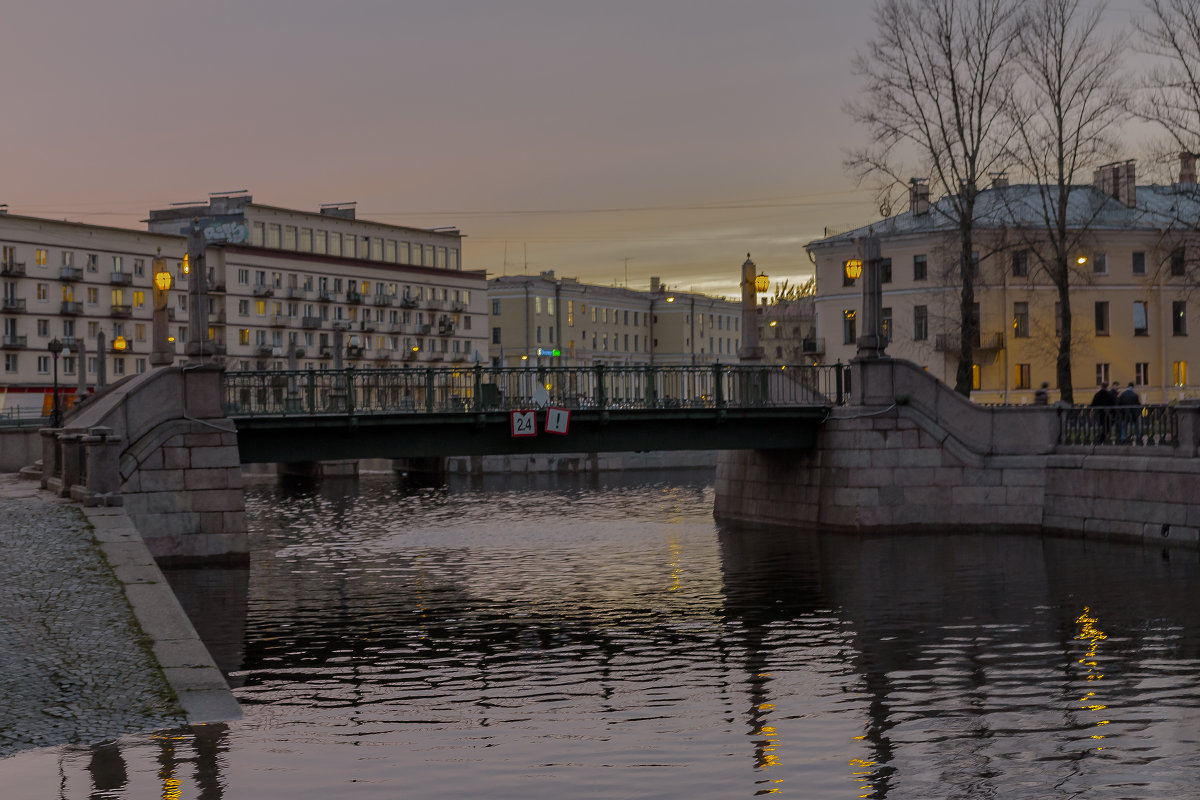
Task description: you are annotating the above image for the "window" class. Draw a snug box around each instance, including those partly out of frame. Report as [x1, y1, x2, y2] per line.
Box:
[1171, 248, 1186, 276]
[300, 228, 312, 252]
[61, 251, 73, 267]
[1174, 301, 1187, 336]
[1096, 362, 1110, 386]
[842, 309, 856, 345]
[492, 299, 501, 315]
[267, 224, 281, 248]
[492, 327, 501, 344]
[1133, 251, 1146, 275]
[913, 305, 928, 340]
[329, 233, 342, 257]
[3, 354, 16, 373]
[252, 222, 265, 246]
[1095, 301, 1109, 336]
[35, 249, 47, 266]
[133, 291, 145, 309]
[1174, 360, 1188, 386]
[134, 323, 146, 342]
[913, 254, 927, 281]
[1136, 362, 1150, 385]
[535, 297, 542, 314]
[1013, 302, 1029, 338]
[113, 358, 125, 376]
[880, 258, 892, 283]
[36, 319, 49, 337]
[1133, 301, 1148, 336]
[284, 226, 297, 249]
[1012, 249, 1028, 277]
[1015, 363, 1031, 390]
[1092, 253, 1107, 275]
[238, 329, 250, 345]
[134, 258, 145, 277]
[37, 355, 50, 374]
[881, 307, 892, 342]
[86, 287, 98, 305]
[37, 283, 48, 302]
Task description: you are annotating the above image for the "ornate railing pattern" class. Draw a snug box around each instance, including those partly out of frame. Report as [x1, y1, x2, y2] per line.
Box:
[1058, 405, 1178, 447]
[223, 363, 852, 416]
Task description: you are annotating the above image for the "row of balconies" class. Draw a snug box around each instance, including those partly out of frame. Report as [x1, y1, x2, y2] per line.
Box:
[248, 344, 466, 363]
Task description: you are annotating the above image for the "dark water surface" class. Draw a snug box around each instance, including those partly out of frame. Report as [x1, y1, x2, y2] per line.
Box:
[5, 470, 1200, 799]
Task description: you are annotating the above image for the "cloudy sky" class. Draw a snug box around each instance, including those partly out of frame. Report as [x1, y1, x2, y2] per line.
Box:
[0, 0, 1145, 298]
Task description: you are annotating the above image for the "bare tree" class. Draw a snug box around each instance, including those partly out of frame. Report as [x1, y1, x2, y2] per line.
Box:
[1007, 0, 1128, 404]
[1135, 0, 1200, 153]
[847, 0, 1024, 396]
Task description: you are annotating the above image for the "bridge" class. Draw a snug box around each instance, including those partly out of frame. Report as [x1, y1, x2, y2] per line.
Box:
[223, 364, 850, 463]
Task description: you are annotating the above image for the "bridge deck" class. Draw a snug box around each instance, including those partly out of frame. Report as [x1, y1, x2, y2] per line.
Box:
[225, 364, 847, 461]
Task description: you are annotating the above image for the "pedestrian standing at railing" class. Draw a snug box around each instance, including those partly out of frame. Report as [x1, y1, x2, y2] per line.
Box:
[1091, 382, 1116, 443]
[1033, 382, 1049, 405]
[1118, 382, 1140, 443]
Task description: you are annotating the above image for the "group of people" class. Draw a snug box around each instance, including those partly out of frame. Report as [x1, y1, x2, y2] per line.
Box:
[1090, 381, 1141, 407]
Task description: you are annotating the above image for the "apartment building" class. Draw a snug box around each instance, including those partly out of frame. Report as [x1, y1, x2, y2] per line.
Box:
[0, 212, 184, 414]
[0, 194, 487, 414]
[807, 163, 1200, 404]
[146, 194, 487, 371]
[488, 272, 742, 367]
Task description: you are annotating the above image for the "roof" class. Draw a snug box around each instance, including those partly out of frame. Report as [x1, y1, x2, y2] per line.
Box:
[807, 183, 1200, 248]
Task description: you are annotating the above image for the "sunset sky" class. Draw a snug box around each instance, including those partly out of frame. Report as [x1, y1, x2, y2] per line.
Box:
[0, 1, 1145, 299]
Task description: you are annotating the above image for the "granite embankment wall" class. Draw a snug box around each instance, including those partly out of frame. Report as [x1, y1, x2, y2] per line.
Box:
[715, 358, 1200, 548]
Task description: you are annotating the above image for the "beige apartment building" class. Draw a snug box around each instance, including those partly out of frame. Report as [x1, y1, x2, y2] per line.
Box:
[0, 212, 184, 415]
[146, 194, 487, 372]
[488, 272, 743, 367]
[807, 164, 1200, 404]
[1, 194, 487, 415]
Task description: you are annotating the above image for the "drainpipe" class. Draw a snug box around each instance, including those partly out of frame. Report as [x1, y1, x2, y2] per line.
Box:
[524, 284, 530, 367]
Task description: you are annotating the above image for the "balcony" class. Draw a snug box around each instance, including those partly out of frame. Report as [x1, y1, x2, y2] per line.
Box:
[438, 322, 457, 336]
[1, 335, 27, 349]
[301, 315, 322, 329]
[801, 337, 825, 355]
[319, 346, 333, 359]
[252, 284, 274, 297]
[400, 295, 418, 308]
[209, 280, 227, 294]
[2, 297, 26, 313]
[374, 351, 391, 362]
[373, 294, 393, 307]
[317, 290, 335, 303]
[347, 345, 364, 359]
[269, 314, 289, 327]
[59, 267, 83, 282]
[59, 336, 78, 349]
[254, 345, 275, 358]
[404, 349, 419, 361]
[425, 298, 443, 311]
[1, 261, 26, 277]
[450, 300, 466, 312]
[109, 304, 132, 318]
[345, 292, 363, 305]
[417, 323, 432, 335]
[110, 271, 133, 286]
[332, 320, 351, 331]
[60, 301, 83, 315]
[287, 287, 309, 300]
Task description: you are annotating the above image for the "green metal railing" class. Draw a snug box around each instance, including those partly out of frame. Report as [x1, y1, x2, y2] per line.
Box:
[1058, 405, 1178, 447]
[223, 363, 851, 417]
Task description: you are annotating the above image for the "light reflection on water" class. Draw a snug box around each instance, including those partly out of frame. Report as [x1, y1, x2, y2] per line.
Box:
[5, 470, 1200, 799]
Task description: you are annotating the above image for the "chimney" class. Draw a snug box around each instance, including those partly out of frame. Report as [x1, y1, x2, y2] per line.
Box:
[990, 171, 1009, 188]
[909, 178, 929, 216]
[650, 276, 661, 293]
[1181, 152, 1197, 184]
[1093, 161, 1137, 207]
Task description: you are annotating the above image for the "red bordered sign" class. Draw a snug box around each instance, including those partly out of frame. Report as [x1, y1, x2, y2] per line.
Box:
[545, 407, 570, 435]
[510, 410, 537, 437]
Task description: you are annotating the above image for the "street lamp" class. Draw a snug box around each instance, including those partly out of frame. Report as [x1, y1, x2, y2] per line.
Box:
[47, 338, 66, 427]
[151, 249, 174, 366]
[844, 258, 864, 281]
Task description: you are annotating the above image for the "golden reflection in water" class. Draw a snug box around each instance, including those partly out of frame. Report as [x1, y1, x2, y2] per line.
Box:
[1075, 606, 1110, 749]
[748, 673, 784, 794]
[667, 537, 683, 593]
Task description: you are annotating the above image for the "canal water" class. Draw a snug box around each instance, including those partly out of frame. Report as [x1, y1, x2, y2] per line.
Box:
[4, 469, 1200, 799]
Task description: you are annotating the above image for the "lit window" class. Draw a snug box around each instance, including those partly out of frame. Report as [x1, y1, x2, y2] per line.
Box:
[1174, 360, 1188, 386]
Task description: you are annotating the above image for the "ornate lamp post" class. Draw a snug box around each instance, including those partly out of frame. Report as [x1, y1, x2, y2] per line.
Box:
[47, 338, 64, 427]
[151, 249, 174, 366]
